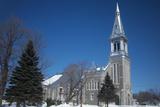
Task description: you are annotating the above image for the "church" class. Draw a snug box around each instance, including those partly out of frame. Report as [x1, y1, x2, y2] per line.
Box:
[43, 3, 133, 105]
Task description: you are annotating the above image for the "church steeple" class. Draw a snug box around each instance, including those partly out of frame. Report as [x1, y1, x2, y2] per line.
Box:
[110, 3, 128, 57]
[108, 3, 132, 105]
[111, 2, 125, 38]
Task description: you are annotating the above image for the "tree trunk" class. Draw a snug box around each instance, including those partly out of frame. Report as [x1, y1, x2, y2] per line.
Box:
[80, 81, 83, 107]
[97, 82, 100, 106]
[23, 101, 26, 107]
[0, 98, 2, 106]
[1, 66, 9, 93]
[0, 63, 9, 106]
[76, 92, 79, 105]
[16, 102, 20, 107]
[107, 100, 108, 107]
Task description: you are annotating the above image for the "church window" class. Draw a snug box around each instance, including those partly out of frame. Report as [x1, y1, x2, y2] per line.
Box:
[95, 81, 97, 90]
[59, 87, 63, 100]
[90, 93, 94, 101]
[97, 82, 100, 90]
[48, 88, 51, 98]
[117, 64, 120, 83]
[92, 80, 94, 90]
[51, 89, 54, 99]
[114, 42, 120, 52]
[115, 25, 118, 29]
[86, 82, 89, 90]
[88, 82, 90, 90]
[111, 67, 113, 81]
[59, 87, 62, 93]
[114, 64, 116, 83]
[114, 43, 117, 52]
[117, 42, 120, 51]
[89, 82, 91, 90]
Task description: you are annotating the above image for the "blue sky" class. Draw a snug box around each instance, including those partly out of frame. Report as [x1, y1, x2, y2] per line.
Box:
[0, 0, 160, 93]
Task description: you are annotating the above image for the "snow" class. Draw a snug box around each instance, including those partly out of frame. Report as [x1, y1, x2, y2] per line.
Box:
[103, 63, 110, 71]
[3, 102, 159, 107]
[50, 103, 159, 107]
[43, 74, 62, 86]
[2, 101, 47, 107]
[50, 103, 98, 107]
[96, 67, 101, 71]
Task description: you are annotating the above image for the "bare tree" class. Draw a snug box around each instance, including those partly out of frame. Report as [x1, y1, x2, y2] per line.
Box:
[0, 18, 27, 103]
[63, 62, 88, 104]
[0, 17, 51, 105]
[133, 88, 160, 105]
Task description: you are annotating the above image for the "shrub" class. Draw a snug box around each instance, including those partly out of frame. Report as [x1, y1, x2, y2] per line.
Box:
[46, 99, 62, 107]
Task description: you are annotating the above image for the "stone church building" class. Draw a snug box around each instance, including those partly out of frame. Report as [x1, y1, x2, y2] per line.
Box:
[43, 3, 133, 105]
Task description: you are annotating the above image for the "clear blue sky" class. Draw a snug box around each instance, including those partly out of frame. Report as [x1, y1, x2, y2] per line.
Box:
[0, 0, 160, 93]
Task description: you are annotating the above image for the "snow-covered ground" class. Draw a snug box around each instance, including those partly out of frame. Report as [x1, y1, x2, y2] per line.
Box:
[2, 100, 47, 107]
[50, 103, 159, 107]
[2, 101, 159, 107]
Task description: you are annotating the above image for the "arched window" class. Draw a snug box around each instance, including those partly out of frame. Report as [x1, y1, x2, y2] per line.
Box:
[124, 43, 126, 51]
[114, 64, 116, 83]
[114, 41, 120, 52]
[95, 82, 97, 90]
[97, 82, 100, 90]
[117, 64, 120, 83]
[92, 80, 94, 90]
[117, 42, 120, 51]
[111, 67, 113, 81]
[86, 82, 89, 90]
[90, 93, 94, 101]
[114, 43, 117, 52]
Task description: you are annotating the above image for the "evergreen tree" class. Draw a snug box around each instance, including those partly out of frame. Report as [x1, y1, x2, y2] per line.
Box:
[5, 40, 44, 107]
[98, 73, 115, 107]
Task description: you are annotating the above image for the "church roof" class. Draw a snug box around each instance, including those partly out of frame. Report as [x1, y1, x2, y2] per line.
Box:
[111, 3, 125, 38]
[102, 63, 110, 71]
[43, 74, 62, 86]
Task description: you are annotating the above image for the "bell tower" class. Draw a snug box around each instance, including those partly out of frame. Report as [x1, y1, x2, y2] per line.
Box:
[110, 3, 128, 57]
[108, 3, 132, 105]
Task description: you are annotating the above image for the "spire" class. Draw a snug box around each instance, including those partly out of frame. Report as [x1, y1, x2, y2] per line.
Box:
[111, 2, 125, 38]
[116, 2, 120, 13]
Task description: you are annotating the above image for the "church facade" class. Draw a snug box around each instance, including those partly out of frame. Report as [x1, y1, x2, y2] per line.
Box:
[43, 3, 133, 105]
